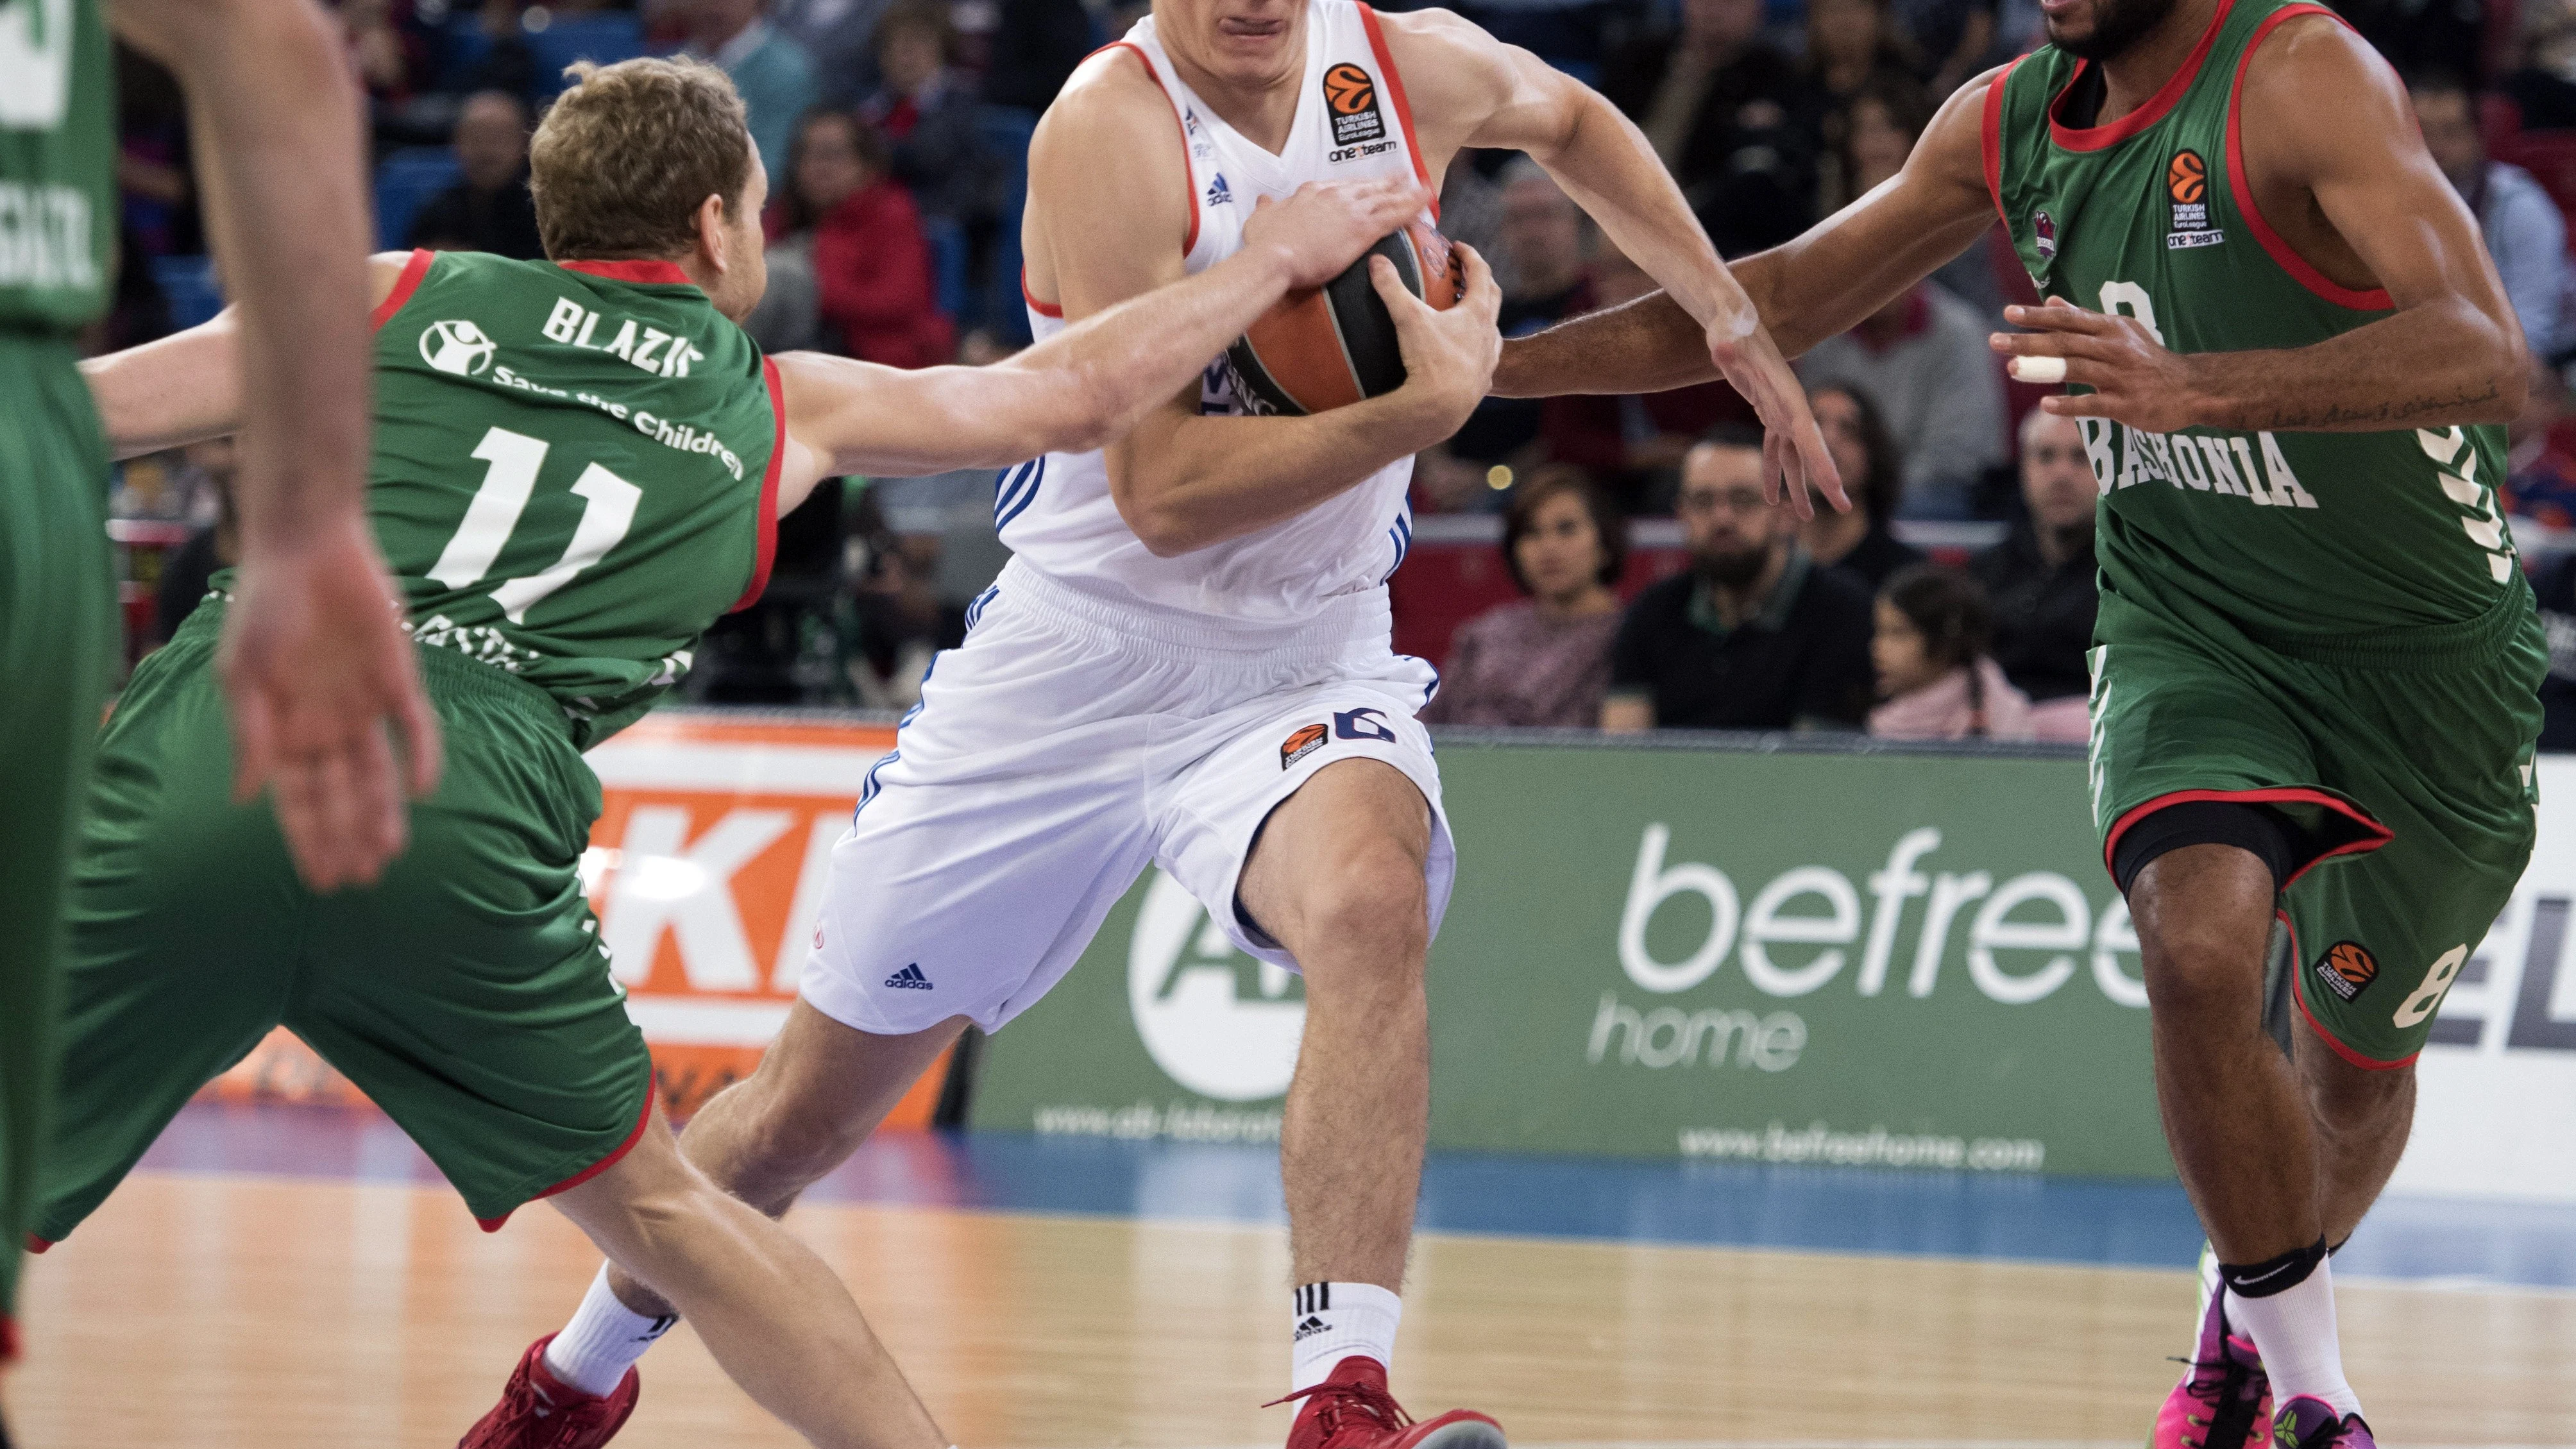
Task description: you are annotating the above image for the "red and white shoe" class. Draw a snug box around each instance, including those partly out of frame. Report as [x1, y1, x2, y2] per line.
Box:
[1273, 1357, 1505, 1449]
[459, 1334, 639, 1449]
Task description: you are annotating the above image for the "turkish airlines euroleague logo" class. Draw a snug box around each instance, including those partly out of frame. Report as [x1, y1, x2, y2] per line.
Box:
[2166, 149, 2221, 249]
[2167, 150, 2206, 204]
[1323, 62, 1386, 147]
[2314, 941, 2378, 1003]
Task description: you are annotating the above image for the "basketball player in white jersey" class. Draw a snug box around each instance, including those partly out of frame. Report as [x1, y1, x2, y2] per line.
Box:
[492, 4, 1843, 1447]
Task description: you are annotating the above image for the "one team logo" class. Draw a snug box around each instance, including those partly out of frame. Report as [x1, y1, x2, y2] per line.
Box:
[1280, 722, 1328, 768]
[2313, 941, 2377, 1003]
[419, 318, 497, 377]
[1323, 62, 1386, 147]
[2165, 149, 2223, 250]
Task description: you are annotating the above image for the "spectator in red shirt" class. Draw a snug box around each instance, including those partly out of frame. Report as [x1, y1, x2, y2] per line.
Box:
[768, 108, 954, 368]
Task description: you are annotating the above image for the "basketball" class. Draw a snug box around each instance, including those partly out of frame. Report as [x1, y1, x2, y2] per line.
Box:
[1224, 221, 1462, 417]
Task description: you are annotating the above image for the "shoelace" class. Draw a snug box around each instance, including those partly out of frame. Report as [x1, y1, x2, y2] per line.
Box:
[1264, 1379, 1414, 1443]
[2163, 1352, 2262, 1449]
[505, 1377, 617, 1449]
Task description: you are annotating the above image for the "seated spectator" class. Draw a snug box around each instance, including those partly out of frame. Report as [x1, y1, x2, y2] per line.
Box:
[1801, 382, 1924, 590]
[2505, 0, 2576, 130]
[1803, 0, 1926, 134]
[776, 0, 897, 106]
[1597, 0, 1818, 258]
[771, 109, 954, 368]
[686, 0, 822, 181]
[1448, 162, 1595, 464]
[406, 91, 546, 260]
[2531, 551, 2576, 750]
[1971, 408, 2097, 742]
[1602, 427, 1876, 733]
[2411, 69, 2569, 364]
[1799, 280, 2006, 518]
[1831, 77, 1999, 316]
[1869, 564, 2033, 740]
[1423, 469, 1627, 727]
[860, 3, 1000, 233]
[1541, 241, 1756, 511]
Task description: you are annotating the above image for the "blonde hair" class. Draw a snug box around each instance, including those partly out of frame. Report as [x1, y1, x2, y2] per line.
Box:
[530, 56, 754, 261]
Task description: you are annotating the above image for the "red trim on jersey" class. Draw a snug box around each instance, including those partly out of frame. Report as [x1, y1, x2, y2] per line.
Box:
[729, 357, 788, 614]
[1981, 56, 2025, 230]
[2100, 786, 2393, 885]
[1, 1313, 14, 1364]
[1358, 5, 1438, 221]
[2292, 958, 2420, 1070]
[24, 1233, 51, 1253]
[369, 248, 435, 331]
[2049, 0, 2236, 151]
[475, 1089, 657, 1232]
[1022, 266, 1064, 319]
[2226, 5, 2394, 311]
[558, 258, 693, 285]
[1106, 40, 1201, 257]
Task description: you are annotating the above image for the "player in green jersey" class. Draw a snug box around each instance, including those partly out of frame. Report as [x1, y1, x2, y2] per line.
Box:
[0, 0, 436, 1411]
[36, 55, 1481, 1449]
[1486, 1, 2532, 1443]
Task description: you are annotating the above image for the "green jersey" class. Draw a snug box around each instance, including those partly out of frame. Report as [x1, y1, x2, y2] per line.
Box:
[364, 250, 781, 747]
[1988, 0, 2518, 639]
[0, 0, 114, 335]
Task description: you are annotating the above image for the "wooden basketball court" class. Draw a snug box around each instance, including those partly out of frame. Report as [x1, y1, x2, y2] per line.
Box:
[10, 1152, 2573, 1448]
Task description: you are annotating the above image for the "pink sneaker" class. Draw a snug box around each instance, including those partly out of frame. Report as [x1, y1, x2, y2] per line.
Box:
[2153, 1278, 2272, 1449]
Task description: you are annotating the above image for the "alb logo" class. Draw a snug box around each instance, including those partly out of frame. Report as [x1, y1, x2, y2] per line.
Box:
[420, 319, 497, 377]
[884, 963, 934, 990]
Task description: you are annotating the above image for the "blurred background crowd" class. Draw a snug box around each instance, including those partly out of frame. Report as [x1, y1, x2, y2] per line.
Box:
[90, 0, 2576, 746]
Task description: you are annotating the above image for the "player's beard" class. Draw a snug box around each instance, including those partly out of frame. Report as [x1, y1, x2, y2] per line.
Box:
[2050, 0, 2180, 60]
[1695, 542, 1774, 590]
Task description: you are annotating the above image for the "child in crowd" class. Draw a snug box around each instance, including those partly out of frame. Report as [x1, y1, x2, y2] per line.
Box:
[1868, 564, 2033, 741]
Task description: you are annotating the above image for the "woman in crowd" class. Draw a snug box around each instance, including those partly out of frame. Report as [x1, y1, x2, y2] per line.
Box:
[1423, 468, 1629, 728]
[1868, 564, 2033, 741]
[1800, 382, 1924, 589]
[768, 108, 954, 368]
[1803, 0, 1923, 125]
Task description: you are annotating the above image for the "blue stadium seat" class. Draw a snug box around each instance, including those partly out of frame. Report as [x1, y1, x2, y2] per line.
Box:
[373, 146, 464, 250]
[153, 254, 223, 331]
[435, 15, 495, 94]
[525, 13, 648, 96]
[922, 215, 969, 325]
[978, 106, 1040, 344]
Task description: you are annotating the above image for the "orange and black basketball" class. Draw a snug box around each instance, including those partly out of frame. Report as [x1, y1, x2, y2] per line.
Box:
[1226, 221, 1461, 417]
[2168, 150, 2207, 205]
[1323, 62, 1376, 115]
[2324, 942, 2377, 992]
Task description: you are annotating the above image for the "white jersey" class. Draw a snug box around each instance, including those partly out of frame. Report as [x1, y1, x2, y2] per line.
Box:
[1012, 0, 1436, 630]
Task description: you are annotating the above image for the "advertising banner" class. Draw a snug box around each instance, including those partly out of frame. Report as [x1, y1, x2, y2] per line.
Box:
[970, 738, 2176, 1179]
[203, 713, 953, 1126]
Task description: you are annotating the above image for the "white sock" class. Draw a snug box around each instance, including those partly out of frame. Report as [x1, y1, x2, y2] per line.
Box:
[543, 1266, 678, 1398]
[2225, 1256, 2362, 1419]
[1289, 1282, 1402, 1393]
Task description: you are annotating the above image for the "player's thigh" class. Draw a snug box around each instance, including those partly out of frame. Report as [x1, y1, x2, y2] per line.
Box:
[289, 689, 652, 1230]
[0, 353, 118, 1285]
[1164, 674, 1455, 972]
[34, 614, 295, 1243]
[802, 728, 1158, 1036]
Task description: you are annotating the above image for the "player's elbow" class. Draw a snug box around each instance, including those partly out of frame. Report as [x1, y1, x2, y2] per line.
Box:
[1108, 479, 1205, 557]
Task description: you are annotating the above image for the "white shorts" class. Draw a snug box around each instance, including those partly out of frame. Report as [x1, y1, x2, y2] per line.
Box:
[800, 558, 1454, 1036]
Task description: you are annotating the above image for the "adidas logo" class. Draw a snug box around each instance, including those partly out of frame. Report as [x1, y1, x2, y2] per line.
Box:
[884, 963, 934, 990]
[1292, 1315, 1329, 1341]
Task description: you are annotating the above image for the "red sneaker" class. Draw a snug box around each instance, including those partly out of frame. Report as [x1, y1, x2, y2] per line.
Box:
[1272, 1357, 1505, 1449]
[459, 1334, 639, 1448]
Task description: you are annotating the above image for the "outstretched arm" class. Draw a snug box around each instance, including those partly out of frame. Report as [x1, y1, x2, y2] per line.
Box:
[1491, 67, 2003, 397]
[771, 177, 1428, 502]
[1992, 18, 2527, 431]
[1389, 6, 1845, 513]
[113, 1, 438, 894]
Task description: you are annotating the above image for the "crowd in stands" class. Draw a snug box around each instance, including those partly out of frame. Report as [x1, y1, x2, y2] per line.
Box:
[83, 0, 2576, 744]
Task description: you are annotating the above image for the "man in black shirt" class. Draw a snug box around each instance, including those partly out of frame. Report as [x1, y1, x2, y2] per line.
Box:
[405, 90, 545, 260]
[1603, 427, 1876, 731]
[1970, 409, 2098, 740]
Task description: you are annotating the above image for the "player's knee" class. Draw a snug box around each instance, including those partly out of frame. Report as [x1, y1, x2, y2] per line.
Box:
[1291, 845, 1430, 981]
[2136, 913, 2263, 1013]
[2303, 1049, 2411, 1138]
[733, 1090, 871, 1186]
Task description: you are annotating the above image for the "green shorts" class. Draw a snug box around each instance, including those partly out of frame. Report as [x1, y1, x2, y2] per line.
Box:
[31, 606, 653, 1244]
[2088, 576, 2545, 1068]
[0, 336, 117, 1357]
